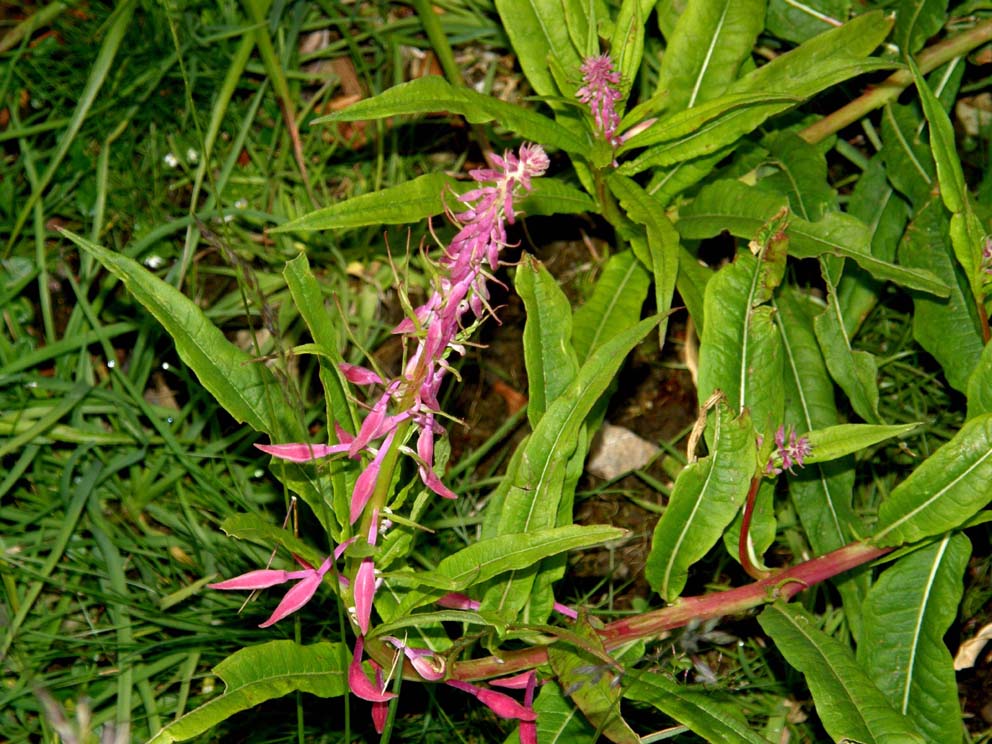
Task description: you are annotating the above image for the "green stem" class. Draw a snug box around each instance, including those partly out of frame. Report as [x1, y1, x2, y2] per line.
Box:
[800, 18, 992, 144]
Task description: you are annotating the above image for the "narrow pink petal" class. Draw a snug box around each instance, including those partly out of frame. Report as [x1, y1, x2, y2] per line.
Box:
[332, 536, 358, 562]
[436, 593, 480, 611]
[255, 442, 347, 462]
[371, 660, 389, 732]
[340, 363, 383, 386]
[208, 569, 290, 591]
[447, 681, 536, 721]
[489, 671, 535, 690]
[421, 468, 458, 500]
[258, 572, 322, 627]
[353, 558, 376, 635]
[350, 431, 394, 524]
[520, 721, 537, 744]
[349, 638, 397, 702]
[552, 601, 578, 620]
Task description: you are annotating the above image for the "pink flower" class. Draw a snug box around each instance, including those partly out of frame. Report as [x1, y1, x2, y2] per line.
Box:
[382, 636, 446, 681]
[210, 539, 355, 627]
[446, 679, 537, 722]
[353, 558, 378, 635]
[576, 55, 623, 147]
[349, 636, 397, 703]
[765, 424, 812, 475]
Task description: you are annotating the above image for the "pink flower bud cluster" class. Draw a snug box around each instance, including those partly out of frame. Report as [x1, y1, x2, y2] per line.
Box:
[576, 54, 623, 148]
[765, 425, 812, 476]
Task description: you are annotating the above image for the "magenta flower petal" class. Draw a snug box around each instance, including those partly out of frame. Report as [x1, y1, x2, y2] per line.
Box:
[489, 671, 535, 690]
[255, 442, 347, 462]
[349, 638, 397, 702]
[258, 571, 323, 627]
[552, 601, 578, 620]
[436, 592, 480, 611]
[340, 363, 383, 386]
[353, 558, 376, 635]
[208, 569, 291, 591]
[371, 663, 389, 733]
[447, 680, 537, 721]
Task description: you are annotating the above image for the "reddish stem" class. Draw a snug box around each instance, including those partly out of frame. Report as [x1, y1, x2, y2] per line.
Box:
[449, 540, 891, 682]
[738, 476, 767, 580]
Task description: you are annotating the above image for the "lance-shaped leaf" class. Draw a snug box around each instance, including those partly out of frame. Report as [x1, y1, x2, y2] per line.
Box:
[766, 0, 849, 44]
[624, 672, 773, 744]
[571, 250, 651, 363]
[530, 681, 597, 743]
[516, 255, 579, 428]
[966, 341, 992, 419]
[645, 404, 756, 600]
[873, 413, 992, 546]
[838, 155, 909, 336]
[909, 55, 988, 308]
[858, 533, 970, 744]
[898, 198, 983, 393]
[775, 288, 866, 636]
[607, 174, 679, 345]
[313, 76, 586, 154]
[608, 0, 653, 102]
[62, 230, 300, 440]
[678, 180, 948, 296]
[275, 173, 458, 233]
[881, 103, 935, 209]
[802, 423, 921, 465]
[895, 0, 948, 54]
[621, 12, 895, 174]
[758, 603, 927, 744]
[656, 0, 766, 112]
[148, 641, 346, 743]
[394, 525, 626, 615]
[482, 317, 658, 619]
[494, 0, 582, 98]
[548, 620, 638, 743]
[696, 245, 784, 433]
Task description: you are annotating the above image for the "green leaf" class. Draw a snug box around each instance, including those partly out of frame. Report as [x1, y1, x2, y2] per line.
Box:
[776, 288, 867, 640]
[677, 180, 949, 296]
[645, 147, 730, 207]
[147, 641, 346, 744]
[482, 316, 658, 618]
[274, 173, 457, 232]
[761, 131, 836, 221]
[766, 0, 850, 44]
[881, 103, 935, 208]
[62, 230, 299, 439]
[858, 533, 970, 744]
[529, 681, 597, 743]
[966, 341, 992, 419]
[803, 423, 920, 464]
[548, 622, 638, 744]
[645, 403, 756, 600]
[624, 672, 773, 744]
[895, 0, 949, 55]
[516, 254, 579, 427]
[873, 413, 992, 546]
[908, 56, 965, 216]
[494, 0, 583, 98]
[814, 279, 882, 423]
[897, 198, 983, 393]
[571, 250, 650, 363]
[394, 525, 626, 614]
[758, 603, 927, 744]
[516, 178, 598, 216]
[696, 248, 784, 432]
[608, 0, 652, 102]
[218, 513, 324, 569]
[607, 174, 680, 345]
[656, 0, 766, 112]
[622, 12, 895, 174]
[314, 77, 586, 154]
[838, 156, 910, 336]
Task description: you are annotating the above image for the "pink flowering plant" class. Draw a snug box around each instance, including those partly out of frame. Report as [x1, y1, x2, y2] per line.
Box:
[59, 2, 992, 742]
